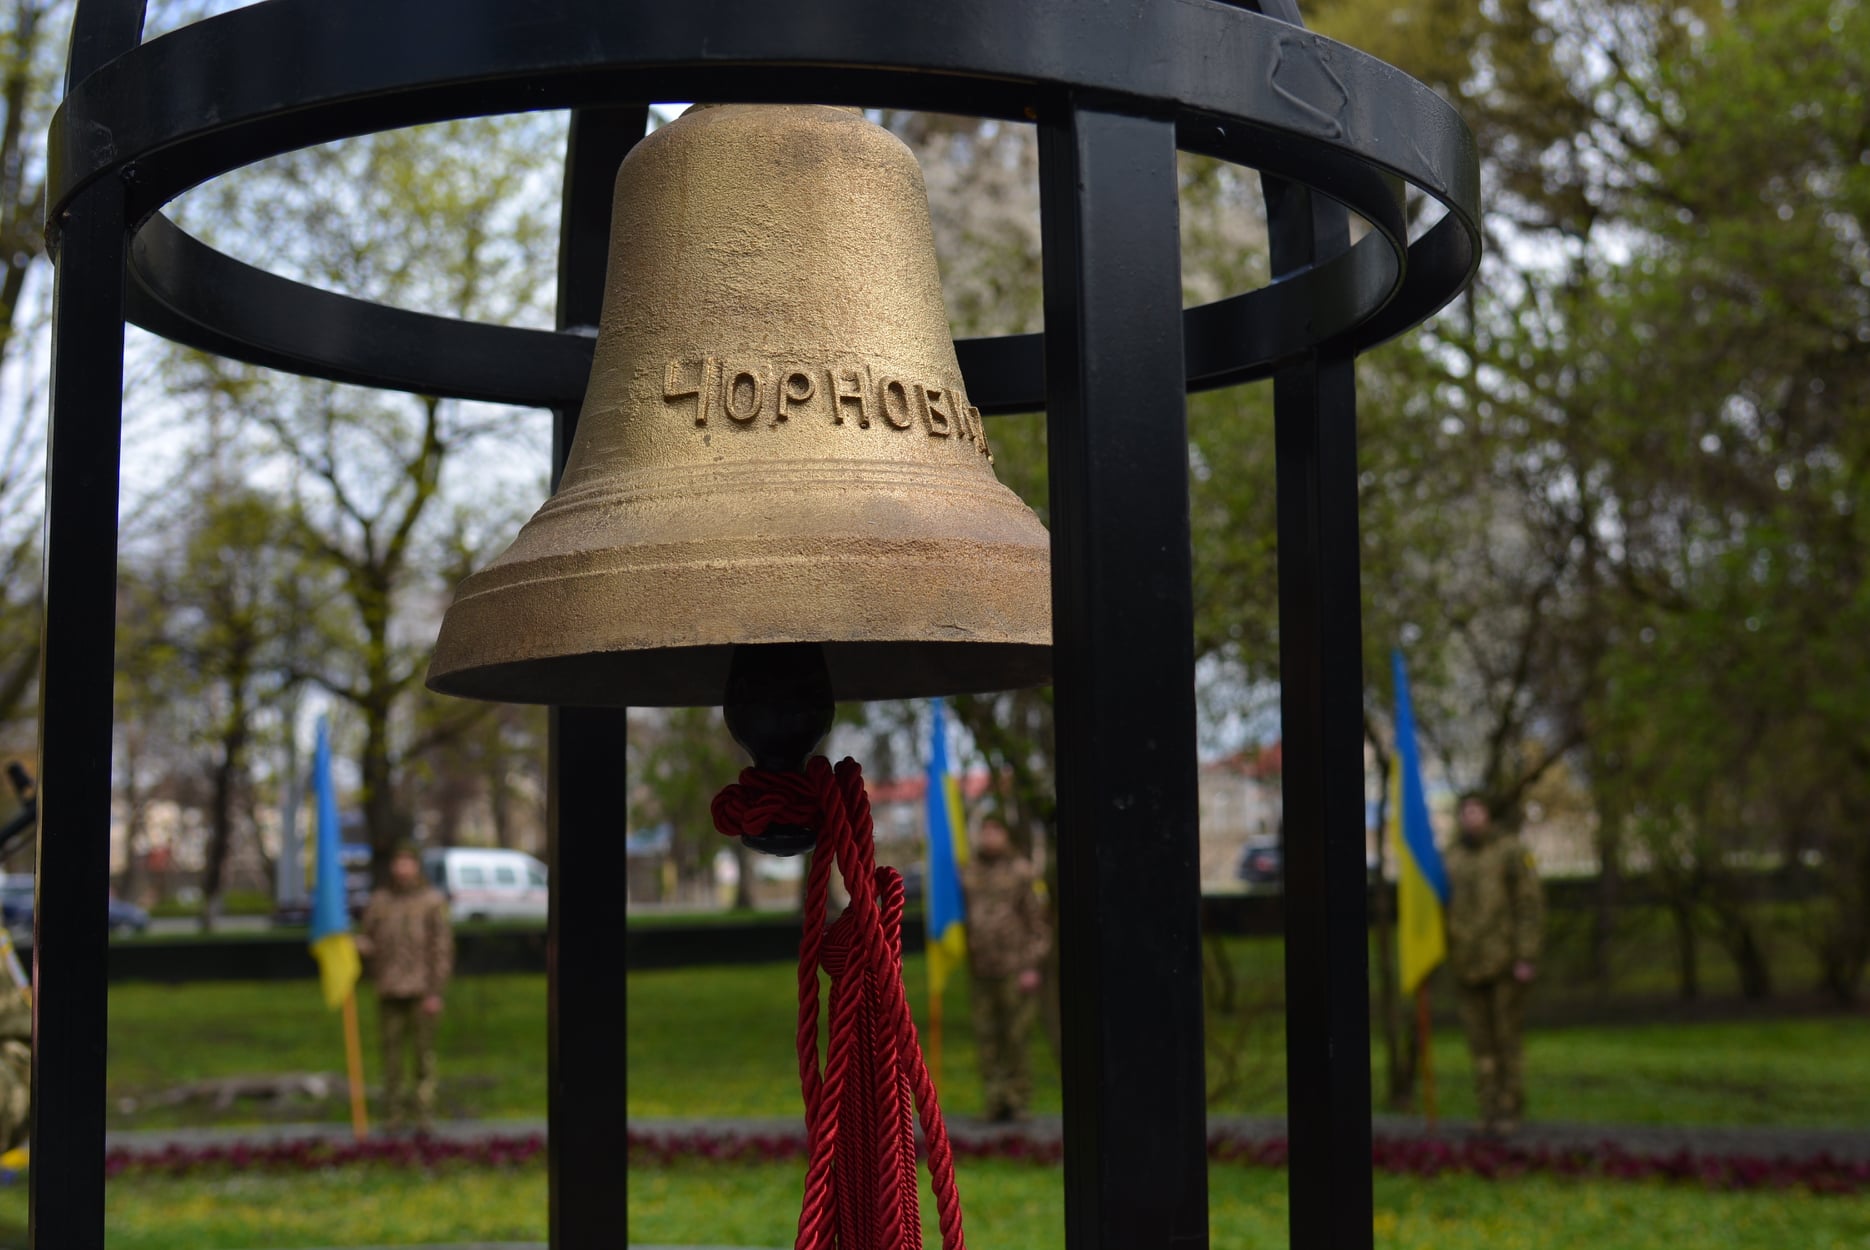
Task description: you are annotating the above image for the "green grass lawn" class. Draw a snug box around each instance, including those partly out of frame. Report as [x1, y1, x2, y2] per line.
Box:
[108, 976, 548, 1127]
[629, 1158, 1870, 1250]
[66, 925, 1870, 1250]
[0, 1166, 547, 1249]
[0, 1159, 1858, 1249]
[624, 955, 1870, 1128]
[102, 957, 1870, 1130]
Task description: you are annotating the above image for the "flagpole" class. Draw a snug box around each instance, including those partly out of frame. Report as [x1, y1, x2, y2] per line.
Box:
[1415, 982, 1437, 1130]
[340, 988, 370, 1140]
[924, 696, 962, 1096]
[312, 715, 368, 1141]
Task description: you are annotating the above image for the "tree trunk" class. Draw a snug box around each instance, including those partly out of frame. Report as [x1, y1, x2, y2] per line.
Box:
[199, 720, 248, 933]
[245, 784, 277, 882]
[1668, 897, 1699, 1001]
[1590, 801, 1621, 999]
[670, 825, 704, 900]
[1819, 928, 1866, 1006]
[733, 839, 756, 911]
[1818, 843, 1869, 1006]
[1710, 900, 1772, 1001]
[1372, 884, 1413, 1110]
[118, 735, 147, 905]
[361, 702, 409, 882]
[199, 776, 228, 932]
[433, 790, 464, 849]
[1731, 925, 1773, 1001]
[489, 764, 514, 849]
[119, 809, 145, 905]
[1365, 733, 1411, 1110]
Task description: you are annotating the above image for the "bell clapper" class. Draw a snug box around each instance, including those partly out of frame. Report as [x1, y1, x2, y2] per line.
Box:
[722, 643, 834, 856]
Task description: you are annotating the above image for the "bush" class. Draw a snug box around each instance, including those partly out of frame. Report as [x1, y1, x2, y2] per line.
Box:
[147, 891, 276, 920]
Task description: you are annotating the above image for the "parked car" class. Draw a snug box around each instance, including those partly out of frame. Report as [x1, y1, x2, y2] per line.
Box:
[424, 847, 548, 923]
[0, 877, 30, 935]
[1235, 839, 1283, 887]
[107, 893, 149, 935]
[1233, 839, 1386, 889]
[0, 877, 149, 935]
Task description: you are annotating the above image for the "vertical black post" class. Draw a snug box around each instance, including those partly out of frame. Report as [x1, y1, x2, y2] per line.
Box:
[33, 9, 145, 1245]
[547, 104, 647, 1250]
[64, 0, 146, 85]
[1266, 169, 1375, 1248]
[1243, 9, 1376, 1240]
[1040, 104, 1207, 1250]
[31, 184, 128, 1250]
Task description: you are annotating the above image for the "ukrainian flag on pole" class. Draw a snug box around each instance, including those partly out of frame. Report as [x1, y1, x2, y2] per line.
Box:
[924, 698, 969, 998]
[1390, 650, 1447, 995]
[309, 716, 362, 1011]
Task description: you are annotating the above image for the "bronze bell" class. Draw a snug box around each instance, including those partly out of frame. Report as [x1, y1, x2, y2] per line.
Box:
[427, 104, 1051, 709]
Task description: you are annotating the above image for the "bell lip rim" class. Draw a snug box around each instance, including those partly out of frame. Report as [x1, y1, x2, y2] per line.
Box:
[425, 639, 1052, 709]
[428, 536, 1053, 676]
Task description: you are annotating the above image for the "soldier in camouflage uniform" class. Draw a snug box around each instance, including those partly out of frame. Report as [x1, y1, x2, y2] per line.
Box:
[357, 844, 454, 1133]
[960, 817, 1050, 1122]
[0, 985, 30, 1153]
[1444, 795, 1545, 1136]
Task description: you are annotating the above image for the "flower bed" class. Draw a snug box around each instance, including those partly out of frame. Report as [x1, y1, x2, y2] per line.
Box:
[104, 1132, 545, 1178]
[92, 1125, 1870, 1196]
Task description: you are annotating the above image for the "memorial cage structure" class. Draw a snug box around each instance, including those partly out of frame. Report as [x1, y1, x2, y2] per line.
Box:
[35, 1, 1478, 1247]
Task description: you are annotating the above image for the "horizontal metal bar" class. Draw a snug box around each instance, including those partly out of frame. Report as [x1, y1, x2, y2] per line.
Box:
[48, 0, 1480, 306]
[54, 0, 1481, 409]
[126, 215, 594, 408]
[123, 198, 1403, 410]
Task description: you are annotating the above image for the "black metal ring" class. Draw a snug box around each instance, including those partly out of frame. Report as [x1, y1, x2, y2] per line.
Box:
[51, 0, 1481, 403]
[127, 203, 1402, 411]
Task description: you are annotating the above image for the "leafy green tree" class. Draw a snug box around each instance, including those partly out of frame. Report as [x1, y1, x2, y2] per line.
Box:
[162, 118, 562, 876]
[401, 699, 546, 850]
[1564, 0, 1870, 1002]
[629, 709, 746, 904]
[0, 0, 78, 741]
[117, 489, 326, 924]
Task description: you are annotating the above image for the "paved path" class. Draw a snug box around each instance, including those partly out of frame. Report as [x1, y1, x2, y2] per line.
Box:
[107, 1112, 1870, 1164]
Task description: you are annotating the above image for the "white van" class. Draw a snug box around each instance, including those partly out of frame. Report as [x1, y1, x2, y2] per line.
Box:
[423, 848, 549, 923]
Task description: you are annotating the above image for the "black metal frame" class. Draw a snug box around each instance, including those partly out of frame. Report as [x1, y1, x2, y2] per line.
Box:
[37, 1, 1477, 1246]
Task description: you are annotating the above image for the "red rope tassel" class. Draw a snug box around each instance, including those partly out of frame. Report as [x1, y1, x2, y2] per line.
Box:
[714, 757, 966, 1250]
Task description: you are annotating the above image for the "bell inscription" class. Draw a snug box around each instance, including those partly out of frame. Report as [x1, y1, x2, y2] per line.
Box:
[663, 354, 991, 458]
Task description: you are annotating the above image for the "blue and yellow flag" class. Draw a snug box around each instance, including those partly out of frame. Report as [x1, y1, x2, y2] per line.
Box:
[309, 716, 362, 1011]
[924, 698, 968, 998]
[1390, 650, 1448, 996]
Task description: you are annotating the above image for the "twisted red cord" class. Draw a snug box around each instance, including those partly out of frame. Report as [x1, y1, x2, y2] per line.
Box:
[714, 758, 966, 1250]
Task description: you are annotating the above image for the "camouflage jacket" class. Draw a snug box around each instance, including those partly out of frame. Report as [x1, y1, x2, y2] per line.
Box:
[961, 854, 1050, 980]
[1444, 831, 1545, 985]
[0, 987, 30, 1152]
[358, 884, 454, 999]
